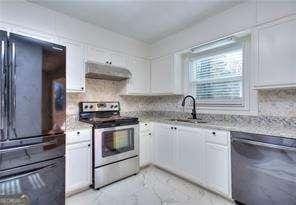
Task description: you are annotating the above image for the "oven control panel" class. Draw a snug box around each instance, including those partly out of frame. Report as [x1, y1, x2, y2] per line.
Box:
[80, 102, 120, 112]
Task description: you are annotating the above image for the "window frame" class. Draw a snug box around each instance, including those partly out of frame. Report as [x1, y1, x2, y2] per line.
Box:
[186, 36, 250, 108]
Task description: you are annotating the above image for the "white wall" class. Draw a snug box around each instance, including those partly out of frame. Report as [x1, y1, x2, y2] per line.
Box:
[0, 1, 149, 58]
[149, 1, 296, 58]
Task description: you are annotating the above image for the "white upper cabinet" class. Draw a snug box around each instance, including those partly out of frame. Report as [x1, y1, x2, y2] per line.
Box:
[127, 57, 150, 94]
[86, 45, 109, 64]
[150, 54, 182, 94]
[86, 45, 127, 68]
[109, 52, 127, 68]
[60, 38, 85, 92]
[176, 126, 205, 185]
[151, 55, 173, 94]
[256, 17, 296, 89]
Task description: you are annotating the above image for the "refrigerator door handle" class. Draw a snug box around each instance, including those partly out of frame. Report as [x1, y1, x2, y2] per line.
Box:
[0, 138, 58, 154]
[8, 42, 17, 139]
[0, 40, 5, 141]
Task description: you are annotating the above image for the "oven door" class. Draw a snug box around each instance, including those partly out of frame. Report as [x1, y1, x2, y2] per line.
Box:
[94, 124, 139, 167]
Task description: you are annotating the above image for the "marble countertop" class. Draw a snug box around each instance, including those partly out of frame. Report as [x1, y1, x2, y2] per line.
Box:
[66, 115, 296, 139]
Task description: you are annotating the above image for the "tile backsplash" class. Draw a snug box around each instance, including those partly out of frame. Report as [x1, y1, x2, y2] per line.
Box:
[67, 78, 296, 118]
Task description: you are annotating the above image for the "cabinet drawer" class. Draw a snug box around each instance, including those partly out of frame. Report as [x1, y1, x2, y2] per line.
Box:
[66, 129, 92, 144]
[205, 130, 229, 146]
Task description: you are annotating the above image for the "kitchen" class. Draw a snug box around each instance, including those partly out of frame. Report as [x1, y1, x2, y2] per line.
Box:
[0, 1, 296, 205]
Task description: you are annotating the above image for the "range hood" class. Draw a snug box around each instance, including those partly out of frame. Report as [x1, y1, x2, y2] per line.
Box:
[85, 61, 132, 81]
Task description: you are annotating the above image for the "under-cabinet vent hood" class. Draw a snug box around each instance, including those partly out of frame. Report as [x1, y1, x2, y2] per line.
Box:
[85, 61, 132, 81]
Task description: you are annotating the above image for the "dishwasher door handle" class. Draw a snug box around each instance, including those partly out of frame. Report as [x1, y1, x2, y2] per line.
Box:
[232, 138, 296, 152]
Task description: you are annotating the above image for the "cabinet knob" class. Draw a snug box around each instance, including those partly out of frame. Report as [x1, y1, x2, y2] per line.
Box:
[174, 127, 177, 130]
[81, 87, 84, 90]
[110, 61, 112, 65]
[212, 132, 216, 135]
[77, 131, 80, 135]
[88, 144, 91, 147]
[170, 127, 173, 130]
[145, 123, 147, 126]
[149, 133, 151, 136]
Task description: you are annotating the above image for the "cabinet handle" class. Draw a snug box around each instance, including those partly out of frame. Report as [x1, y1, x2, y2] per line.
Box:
[149, 133, 151, 136]
[77, 131, 80, 135]
[81, 87, 84, 90]
[110, 61, 112, 65]
[212, 132, 216, 135]
[170, 127, 173, 130]
[88, 144, 91, 147]
[145, 123, 147, 126]
[106, 61, 109, 64]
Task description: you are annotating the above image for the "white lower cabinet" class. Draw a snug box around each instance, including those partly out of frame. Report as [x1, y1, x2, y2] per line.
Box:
[152, 122, 231, 198]
[176, 126, 205, 185]
[66, 129, 92, 195]
[205, 142, 230, 196]
[153, 123, 176, 170]
[139, 123, 152, 167]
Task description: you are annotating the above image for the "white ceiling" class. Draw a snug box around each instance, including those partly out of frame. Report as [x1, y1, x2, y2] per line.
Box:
[30, 0, 244, 44]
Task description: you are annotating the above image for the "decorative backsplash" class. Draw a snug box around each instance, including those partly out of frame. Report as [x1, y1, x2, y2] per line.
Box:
[67, 78, 296, 119]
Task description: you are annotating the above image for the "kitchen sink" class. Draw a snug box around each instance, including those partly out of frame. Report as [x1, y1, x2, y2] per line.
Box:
[168, 118, 207, 124]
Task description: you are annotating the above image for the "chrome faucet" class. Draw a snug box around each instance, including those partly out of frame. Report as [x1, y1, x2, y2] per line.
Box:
[181, 95, 197, 119]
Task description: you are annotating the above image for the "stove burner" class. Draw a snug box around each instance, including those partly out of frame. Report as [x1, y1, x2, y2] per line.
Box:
[79, 101, 138, 128]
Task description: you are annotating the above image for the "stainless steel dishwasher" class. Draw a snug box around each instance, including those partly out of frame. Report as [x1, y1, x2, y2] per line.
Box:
[231, 131, 296, 205]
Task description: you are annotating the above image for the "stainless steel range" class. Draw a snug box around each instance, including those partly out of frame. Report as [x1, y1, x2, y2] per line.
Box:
[79, 101, 139, 189]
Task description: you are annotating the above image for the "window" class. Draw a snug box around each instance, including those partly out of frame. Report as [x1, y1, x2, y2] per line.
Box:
[188, 37, 247, 106]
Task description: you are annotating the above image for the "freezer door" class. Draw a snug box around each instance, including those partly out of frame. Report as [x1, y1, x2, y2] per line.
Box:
[8, 33, 66, 140]
[0, 30, 7, 142]
[0, 133, 65, 171]
[0, 157, 65, 205]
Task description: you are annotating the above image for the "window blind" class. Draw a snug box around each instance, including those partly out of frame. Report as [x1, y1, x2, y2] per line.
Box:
[189, 45, 243, 105]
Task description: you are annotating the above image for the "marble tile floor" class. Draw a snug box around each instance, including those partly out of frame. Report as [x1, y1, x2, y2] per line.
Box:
[66, 166, 234, 205]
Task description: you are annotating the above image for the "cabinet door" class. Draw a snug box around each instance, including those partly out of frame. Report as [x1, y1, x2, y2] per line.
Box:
[153, 123, 175, 170]
[66, 142, 91, 194]
[258, 18, 296, 88]
[151, 55, 173, 93]
[176, 127, 205, 184]
[205, 143, 230, 196]
[139, 132, 152, 167]
[61, 39, 85, 92]
[86, 45, 108, 64]
[110, 52, 127, 68]
[127, 57, 150, 94]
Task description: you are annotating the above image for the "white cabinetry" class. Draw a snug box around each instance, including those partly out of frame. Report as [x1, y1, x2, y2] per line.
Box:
[127, 57, 150, 94]
[176, 126, 205, 185]
[86, 45, 127, 68]
[205, 130, 231, 197]
[60, 38, 85, 92]
[152, 122, 231, 198]
[139, 122, 152, 167]
[256, 17, 296, 89]
[66, 129, 92, 196]
[150, 54, 182, 94]
[153, 123, 176, 170]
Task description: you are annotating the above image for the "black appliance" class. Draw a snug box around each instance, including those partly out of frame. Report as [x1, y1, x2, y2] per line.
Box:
[0, 30, 66, 205]
[231, 131, 296, 205]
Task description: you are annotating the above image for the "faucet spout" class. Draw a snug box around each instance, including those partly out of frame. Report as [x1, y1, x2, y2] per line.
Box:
[181, 95, 197, 119]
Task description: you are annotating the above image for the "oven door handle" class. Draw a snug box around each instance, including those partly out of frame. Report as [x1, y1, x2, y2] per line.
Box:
[232, 138, 296, 152]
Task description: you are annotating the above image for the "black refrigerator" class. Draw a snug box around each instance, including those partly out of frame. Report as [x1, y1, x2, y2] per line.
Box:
[0, 30, 66, 204]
